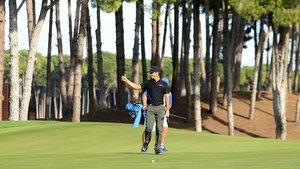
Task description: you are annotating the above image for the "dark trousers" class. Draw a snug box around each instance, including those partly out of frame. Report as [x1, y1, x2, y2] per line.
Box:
[144, 105, 165, 151]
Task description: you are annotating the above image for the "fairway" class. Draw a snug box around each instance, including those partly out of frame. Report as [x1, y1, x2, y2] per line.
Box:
[0, 121, 300, 169]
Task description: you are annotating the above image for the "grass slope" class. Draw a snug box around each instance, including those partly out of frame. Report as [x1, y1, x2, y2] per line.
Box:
[0, 121, 300, 169]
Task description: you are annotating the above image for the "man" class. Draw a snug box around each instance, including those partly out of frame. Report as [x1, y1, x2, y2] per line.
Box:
[141, 77, 172, 151]
[121, 66, 170, 155]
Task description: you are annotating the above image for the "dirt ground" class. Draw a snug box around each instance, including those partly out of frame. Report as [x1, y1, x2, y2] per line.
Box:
[82, 92, 300, 140]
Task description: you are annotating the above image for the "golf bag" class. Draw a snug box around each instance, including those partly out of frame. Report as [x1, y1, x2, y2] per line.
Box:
[125, 101, 142, 118]
[125, 101, 143, 128]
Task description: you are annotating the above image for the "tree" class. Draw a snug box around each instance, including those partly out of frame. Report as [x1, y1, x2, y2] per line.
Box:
[96, 0, 136, 109]
[271, 25, 290, 140]
[94, 2, 107, 109]
[193, 0, 202, 132]
[160, 3, 170, 68]
[257, 26, 272, 100]
[293, 25, 300, 92]
[287, 25, 296, 92]
[20, 0, 58, 121]
[232, 15, 245, 92]
[55, 0, 68, 118]
[46, 0, 54, 120]
[210, 0, 221, 115]
[131, 0, 141, 101]
[140, 0, 147, 82]
[171, 1, 179, 104]
[66, 0, 81, 120]
[182, 0, 192, 120]
[223, 1, 234, 135]
[9, 0, 20, 121]
[198, 4, 206, 94]
[86, 6, 97, 113]
[229, 0, 300, 140]
[204, 0, 211, 93]
[0, 0, 5, 121]
[26, 0, 36, 45]
[72, 0, 89, 122]
[249, 16, 266, 120]
[151, 0, 162, 66]
[115, 4, 126, 109]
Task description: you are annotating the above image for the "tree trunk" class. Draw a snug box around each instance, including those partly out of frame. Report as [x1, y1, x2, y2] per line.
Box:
[257, 26, 272, 100]
[293, 25, 300, 92]
[249, 16, 265, 120]
[132, 0, 141, 101]
[168, 5, 174, 59]
[20, 0, 56, 121]
[257, 46, 264, 100]
[86, 6, 96, 114]
[205, 0, 211, 93]
[72, 0, 88, 122]
[288, 25, 296, 93]
[266, 40, 273, 92]
[140, 0, 147, 82]
[223, 1, 234, 135]
[68, 0, 72, 58]
[96, 6, 107, 109]
[160, 3, 170, 68]
[171, 2, 179, 104]
[272, 26, 289, 140]
[183, 0, 192, 120]
[210, 0, 220, 114]
[222, 1, 230, 107]
[115, 5, 126, 109]
[179, 39, 185, 96]
[67, 0, 81, 119]
[0, 0, 4, 121]
[151, 0, 161, 66]
[138, 0, 147, 82]
[26, 0, 36, 45]
[46, 3, 54, 120]
[193, 0, 202, 132]
[55, 0, 68, 118]
[199, 5, 206, 93]
[233, 17, 245, 91]
[151, 1, 158, 66]
[9, 0, 20, 121]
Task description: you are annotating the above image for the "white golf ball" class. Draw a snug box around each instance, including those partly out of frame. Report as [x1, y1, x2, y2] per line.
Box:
[152, 160, 155, 163]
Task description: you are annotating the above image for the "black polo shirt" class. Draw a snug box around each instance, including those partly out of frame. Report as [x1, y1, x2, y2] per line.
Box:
[141, 79, 170, 106]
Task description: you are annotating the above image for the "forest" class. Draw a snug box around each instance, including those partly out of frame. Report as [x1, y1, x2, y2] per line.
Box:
[0, 0, 300, 141]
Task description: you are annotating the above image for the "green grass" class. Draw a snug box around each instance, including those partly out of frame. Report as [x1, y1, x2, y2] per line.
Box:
[0, 121, 300, 169]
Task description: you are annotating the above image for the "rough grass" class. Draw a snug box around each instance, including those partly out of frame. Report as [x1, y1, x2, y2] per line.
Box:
[0, 121, 300, 169]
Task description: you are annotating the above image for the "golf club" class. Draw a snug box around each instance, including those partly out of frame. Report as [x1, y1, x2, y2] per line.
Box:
[169, 114, 187, 120]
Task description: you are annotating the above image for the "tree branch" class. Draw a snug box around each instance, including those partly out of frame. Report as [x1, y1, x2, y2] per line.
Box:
[16, 0, 26, 14]
[46, 0, 60, 10]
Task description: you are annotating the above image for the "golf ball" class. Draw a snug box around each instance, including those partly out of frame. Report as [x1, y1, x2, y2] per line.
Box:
[152, 160, 155, 163]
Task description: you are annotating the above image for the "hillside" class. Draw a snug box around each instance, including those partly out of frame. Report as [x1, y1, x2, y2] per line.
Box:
[83, 92, 300, 140]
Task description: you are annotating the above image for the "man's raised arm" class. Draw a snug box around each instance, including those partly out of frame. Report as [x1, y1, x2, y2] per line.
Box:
[121, 74, 142, 90]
